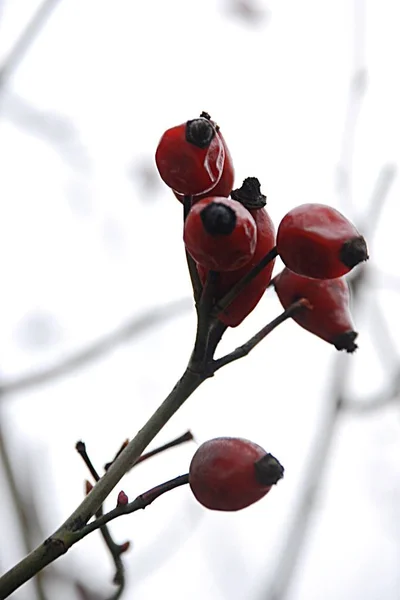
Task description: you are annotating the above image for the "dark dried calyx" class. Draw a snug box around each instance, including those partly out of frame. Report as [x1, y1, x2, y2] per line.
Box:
[254, 453, 284, 486]
[201, 203, 237, 236]
[186, 118, 215, 148]
[339, 236, 369, 269]
[231, 177, 267, 209]
[332, 330, 358, 353]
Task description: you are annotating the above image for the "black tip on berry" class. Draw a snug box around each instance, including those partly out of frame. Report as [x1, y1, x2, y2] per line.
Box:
[332, 330, 358, 353]
[200, 203, 237, 236]
[186, 118, 215, 148]
[340, 236, 369, 269]
[254, 453, 284, 486]
[231, 177, 267, 209]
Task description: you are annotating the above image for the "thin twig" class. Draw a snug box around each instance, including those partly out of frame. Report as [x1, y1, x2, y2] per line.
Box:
[76, 442, 128, 599]
[184, 196, 203, 304]
[104, 430, 194, 471]
[190, 271, 220, 370]
[0, 298, 192, 398]
[129, 430, 194, 467]
[207, 320, 228, 360]
[104, 440, 129, 471]
[211, 299, 310, 373]
[76, 442, 100, 483]
[0, 0, 62, 89]
[71, 475, 190, 544]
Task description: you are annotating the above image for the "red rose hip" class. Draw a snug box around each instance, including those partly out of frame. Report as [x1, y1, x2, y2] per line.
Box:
[155, 117, 225, 196]
[198, 179, 276, 326]
[273, 267, 358, 352]
[184, 197, 257, 271]
[276, 203, 368, 279]
[173, 120, 235, 203]
[189, 437, 284, 511]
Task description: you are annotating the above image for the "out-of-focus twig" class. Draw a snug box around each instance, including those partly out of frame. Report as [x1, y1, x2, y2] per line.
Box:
[0, 0, 62, 89]
[3, 91, 91, 172]
[223, 0, 270, 25]
[373, 269, 400, 292]
[258, 301, 360, 600]
[336, 0, 367, 215]
[342, 367, 400, 413]
[360, 165, 396, 237]
[0, 298, 192, 399]
[0, 403, 48, 600]
[259, 2, 398, 587]
[259, 204, 398, 600]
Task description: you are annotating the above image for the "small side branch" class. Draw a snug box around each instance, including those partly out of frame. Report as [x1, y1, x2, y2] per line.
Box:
[71, 475, 190, 544]
[104, 430, 194, 471]
[212, 299, 309, 373]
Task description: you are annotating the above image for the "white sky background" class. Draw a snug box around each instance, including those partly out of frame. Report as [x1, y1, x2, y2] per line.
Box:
[0, 1, 400, 599]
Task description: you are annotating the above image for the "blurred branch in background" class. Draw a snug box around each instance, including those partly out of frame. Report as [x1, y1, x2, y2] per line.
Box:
[258, 295, 355, 600]
[221, 0, 270, 25]
[0, 298, 192, 399]
[0, 409, 48, 599]
[257, 0, 397, 582]
[360, 165, 397, 234]
[3, 90, 92, 172]
[0, 0, 62, 89]
[258, 156, 397, 599]
[335, 0, 367, 215]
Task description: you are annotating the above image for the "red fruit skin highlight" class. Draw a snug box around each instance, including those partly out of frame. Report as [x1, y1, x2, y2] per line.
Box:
[277, 203, 368, 279]
[274, 267, 358, 351]
[184, 197, 257, 272]
[189, 437, 273, 511]
[155, 120, 225, 196]
[173, 129, 235, 203]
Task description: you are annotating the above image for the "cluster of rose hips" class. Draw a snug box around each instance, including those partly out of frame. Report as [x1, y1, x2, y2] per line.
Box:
[155, 113, 368, 511]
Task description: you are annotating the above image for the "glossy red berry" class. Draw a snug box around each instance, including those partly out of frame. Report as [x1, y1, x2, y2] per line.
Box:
[276, 203, 368, 279]
[173, 125, 235, 203]
[197, 207, 275, 326]
[155, 117, 225, 196]
[189, 437, 284, 511]
[197, 179, 276, 326]
[184, 197, 257, 271]
[273, 267, 358, 352]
